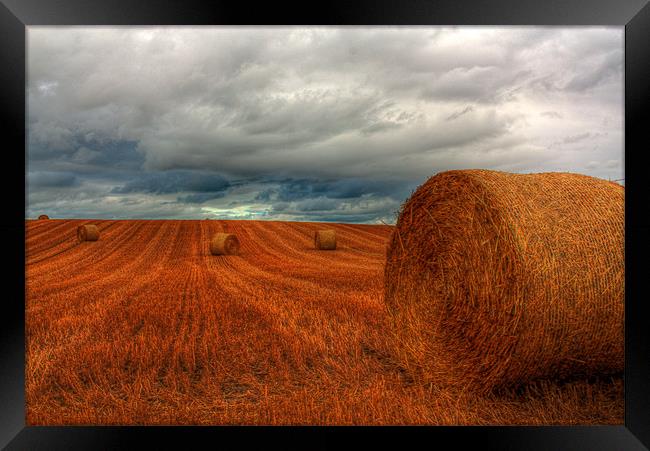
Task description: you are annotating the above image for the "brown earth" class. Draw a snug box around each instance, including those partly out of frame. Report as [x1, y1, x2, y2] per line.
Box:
[25, 219, 623, 425]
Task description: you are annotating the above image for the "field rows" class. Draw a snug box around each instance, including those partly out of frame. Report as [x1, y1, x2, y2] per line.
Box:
[26, 220, 623, 425]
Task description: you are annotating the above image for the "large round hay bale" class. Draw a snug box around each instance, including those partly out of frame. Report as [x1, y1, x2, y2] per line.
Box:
[210, 233, 240, 255]
[315, 229, 337, 250]
[77, 224, 100, 242]
[384, 169, 624, 393]
[38, 215, 49, 220]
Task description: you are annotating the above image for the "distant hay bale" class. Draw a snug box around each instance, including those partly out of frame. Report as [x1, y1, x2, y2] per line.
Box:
[38, 215, 49, 220]
[315, 229, 337, 250]
[77, 224, 100, 242]
[210, 233, 240, 255]
[384, 169, 624, 393]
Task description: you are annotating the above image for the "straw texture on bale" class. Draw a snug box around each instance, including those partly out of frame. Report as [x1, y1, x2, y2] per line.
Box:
[77, 224, 100, 242]
[384, 170, 624, 393]
[38, 215, 49, 220]
[210, 233, 240, 255]
[315, 230, 337, 250]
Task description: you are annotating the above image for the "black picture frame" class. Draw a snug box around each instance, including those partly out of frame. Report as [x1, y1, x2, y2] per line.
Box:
[2, 1, 649, 449]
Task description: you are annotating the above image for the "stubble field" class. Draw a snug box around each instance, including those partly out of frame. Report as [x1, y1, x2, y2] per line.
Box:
[26, 219, 623, 425]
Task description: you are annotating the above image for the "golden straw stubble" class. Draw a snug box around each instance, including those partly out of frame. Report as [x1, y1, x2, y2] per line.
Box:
[210, 232, 240, 255]
[314, 229, 336, 250]
[77, 224, 100, 242]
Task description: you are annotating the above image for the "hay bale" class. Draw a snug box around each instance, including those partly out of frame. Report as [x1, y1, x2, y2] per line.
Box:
[38, 215, 49, 220]
[77, 224, 100, 242]
[210, 233, 240, 255]
[315, 229, 337, 250]
[384, 170, 624, 393]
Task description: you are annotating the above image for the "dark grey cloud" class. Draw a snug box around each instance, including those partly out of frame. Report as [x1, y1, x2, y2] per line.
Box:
[112, 170, 231, 195]
[256, 178, 414, 203]
[28, 171, 79, 188]
[176, 192, 228, 204]
[26, 27, 623, 222]
[293, 197, 340, 212]
[28, 137, 144, 177]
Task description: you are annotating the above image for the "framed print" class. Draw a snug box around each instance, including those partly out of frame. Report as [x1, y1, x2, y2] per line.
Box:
[1, 0, 649, 449]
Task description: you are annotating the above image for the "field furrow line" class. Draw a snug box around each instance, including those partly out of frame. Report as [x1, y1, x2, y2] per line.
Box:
[25, 220, 76, 245]
[154, 264, 194, 386]
[26, 218, 123, 265]
[333, 223, 394, 241]
[200, 223, 382, 289]
[289, 221, 389, 256]
[238, 221, 326, 264]
[26, 219, 121, 255]
[197, 222, 351, 302]
[266, 221, 387, 274]
[27, 221, 180, 307]
[279, 221, 385, 263]
[25, 220, 96, 259]
[26, 220, 130, 268]
[331, 223, 390, 250]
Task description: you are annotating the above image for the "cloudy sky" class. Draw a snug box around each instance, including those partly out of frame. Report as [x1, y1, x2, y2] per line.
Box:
[27, 26, 623, 223]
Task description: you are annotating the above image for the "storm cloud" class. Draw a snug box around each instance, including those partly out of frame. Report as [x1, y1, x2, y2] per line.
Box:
[28, 171, 80, 188]
[111, 170, 231, 195]
[27, 27, 624, 222]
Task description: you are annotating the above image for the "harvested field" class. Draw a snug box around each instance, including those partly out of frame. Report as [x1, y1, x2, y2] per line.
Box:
[25, 219, 623, 425]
